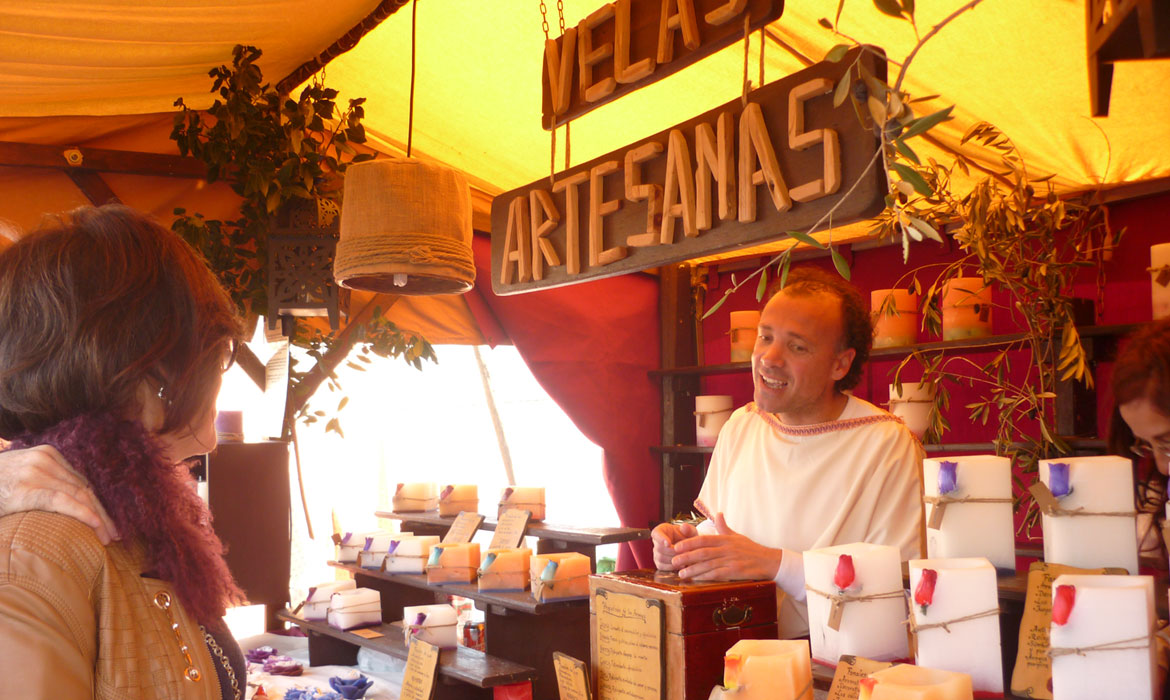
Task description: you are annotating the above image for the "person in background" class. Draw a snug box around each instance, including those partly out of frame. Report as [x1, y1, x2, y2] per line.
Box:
[0, 205, 246, 699]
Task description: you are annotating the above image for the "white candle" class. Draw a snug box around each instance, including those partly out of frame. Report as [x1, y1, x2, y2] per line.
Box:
[356, 531, 412, 570]
[859, 664, 973, 700]
[723, 639, 813, 700]
[498, 486, 545, 521]
[438, 484, 478, 517]
[531, 552, 591, 601]
[426, 542, 481, 585]
[327, 587, 382, 631]
[1039, 456, 1138, 574]
[695, 395, 734, 447]
[479, 547, 532, 592]
[923, 456, 1015, 572]
[729, 310, 760, 362]
[403, 603, 459, 649]
[392, 482, 438, 512]
[1049, 574, 1156, 700]
[941, 277, 992, 341]
[1150, 243, 1170, 320]
[871, 289, 919, 349]
[889, 382, 933, 440]
[804, 542, 909, 666]
[336, 530, 381, 563]
[303, 580, 356, 621]
[383, 534, 440, 574]
[908, 558, 1002, 696]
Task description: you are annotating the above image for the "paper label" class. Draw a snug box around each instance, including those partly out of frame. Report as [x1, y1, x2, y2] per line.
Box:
[594, 588, 664, 700]
[826, 655, 894, 700]
[491, 508, 532, 550]
[554, 651, 593, 700]
[1029, 482, 1061, 515]
[827, 598, 845, 631]
[351, 628, 384, 639]
[927, 501, 947, 530]
[443, 511, 485, 544]
[400, 638, 440, 700]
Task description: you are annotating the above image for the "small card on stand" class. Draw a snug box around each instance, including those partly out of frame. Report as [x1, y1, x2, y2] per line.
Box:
[443, 511, 485, 544]
[553, 651, 592, 700]
[351, 628, 383, 639]
[490, 508, 531, 550]
[400, 638, 440, 700]
[826, 655, 894, 700]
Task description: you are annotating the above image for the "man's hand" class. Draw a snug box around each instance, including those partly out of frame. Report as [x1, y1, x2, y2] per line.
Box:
[0, 445, 119, 544]
[669, 513, 782, 581]
[651, 521, 699, 571]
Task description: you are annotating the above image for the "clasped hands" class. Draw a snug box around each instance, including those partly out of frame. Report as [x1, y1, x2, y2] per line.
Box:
[651, 512, 781, 581]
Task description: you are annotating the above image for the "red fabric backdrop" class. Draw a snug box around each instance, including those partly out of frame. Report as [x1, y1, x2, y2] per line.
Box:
[464, 235, 661, 569]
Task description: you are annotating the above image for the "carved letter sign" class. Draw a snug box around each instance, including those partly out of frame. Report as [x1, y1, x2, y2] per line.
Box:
[542, 0, 785, 129]
[492, 45, 886, 295]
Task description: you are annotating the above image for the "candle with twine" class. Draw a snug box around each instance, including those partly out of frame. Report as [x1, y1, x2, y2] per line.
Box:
[392, 482, 438, 512]
[530, 551, 591, 601]
[923, 456, 1015, 572]
[695, 395, 734, 447]
[1034, 457, 1139, 574]
[425, 542, 480, 584]
[1048, 574, 1157, 700]
[402, 604, 460, 649]
[382, 534, 440, 573]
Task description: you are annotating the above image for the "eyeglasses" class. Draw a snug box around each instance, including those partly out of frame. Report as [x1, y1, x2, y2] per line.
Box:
[1130, 438, 1170, 460]
[221, 338, 239, 373]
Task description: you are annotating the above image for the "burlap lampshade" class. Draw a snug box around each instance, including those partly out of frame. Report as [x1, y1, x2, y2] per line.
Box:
[334, 158, 476, 294]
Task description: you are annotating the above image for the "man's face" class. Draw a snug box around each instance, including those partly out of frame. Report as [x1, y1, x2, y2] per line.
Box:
[751, 289, 856, 424]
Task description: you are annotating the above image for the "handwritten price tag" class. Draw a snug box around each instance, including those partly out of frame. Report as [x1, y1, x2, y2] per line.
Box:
[490, 508, 531, 550]
[443, 511, 484, 544]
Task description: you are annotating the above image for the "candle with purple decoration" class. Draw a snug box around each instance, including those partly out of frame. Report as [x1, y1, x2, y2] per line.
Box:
[922, 455, 1015, 571]
[1040, 456, 1138, 573]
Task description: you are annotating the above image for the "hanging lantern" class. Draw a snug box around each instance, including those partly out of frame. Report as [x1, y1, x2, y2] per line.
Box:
[334, 158, 476, 295]
[267, 197, 347, 332]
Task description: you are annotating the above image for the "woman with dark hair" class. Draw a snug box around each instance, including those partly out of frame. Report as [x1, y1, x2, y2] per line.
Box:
[0, 205, 247, 699]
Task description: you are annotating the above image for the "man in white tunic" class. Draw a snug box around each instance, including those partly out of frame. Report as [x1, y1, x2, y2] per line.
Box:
[652, 268, 925, 637]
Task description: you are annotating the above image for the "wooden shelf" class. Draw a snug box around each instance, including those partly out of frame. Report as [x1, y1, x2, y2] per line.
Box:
[375, 510, 650, 547]
[276, 611, 536, 688]
[651, 445, 714, 455]
[330, 561, 586, 615]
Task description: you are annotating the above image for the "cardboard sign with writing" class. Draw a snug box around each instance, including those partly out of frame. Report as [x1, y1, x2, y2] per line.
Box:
[826, 655, 894, 700]
[1010, 561, 1127, 699]
[400, 638, 440, 700]
[594, 588, 664, 700]
[443, 511, 485, 544]
[490, 508, 532, 550]
[493, 45, 886, 295]
[554, 651, 593, 700]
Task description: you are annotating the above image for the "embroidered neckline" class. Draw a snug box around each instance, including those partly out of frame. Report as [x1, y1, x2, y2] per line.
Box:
[745, 401, 905, 437]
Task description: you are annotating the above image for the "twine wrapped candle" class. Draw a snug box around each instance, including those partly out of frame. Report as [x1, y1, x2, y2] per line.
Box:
[1049, 574, 1156, 700]
[327, 587, 382, 631]
[1034, 456, 1138, 573]
[859, 664, 973, 700]
[908, 558, 1003, 696]
[729, 310, 760, 362]
[804, 543, 909, 666]
[356, 531, 410, 570]
[498, 486, 545, 521]
[530, 552, 591, 601]
[426, 542, 480, 585]
[336, 530, 396, 563]
[695, 395, 734, 447]
[392, 482, 438, 512]
[383, 534, 440, 574]
[941, 277, 992, 341]
[722, 639, 813, 700]
[1150, 243, 1170, 320]
[923, 456, 1015, 572]
[402, 603, 459, 649]
[438, 484, 478, 517]
[303, 580, 356, 621]
[889, 382, 934, 440]
[478, 547, 531, 592]
[872, 289, 920, 349]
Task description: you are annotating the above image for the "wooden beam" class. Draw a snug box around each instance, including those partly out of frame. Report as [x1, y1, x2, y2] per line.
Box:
[65, 170, 120, 206]
[0, 141, 206, 179]
[275, 0, 413, 95]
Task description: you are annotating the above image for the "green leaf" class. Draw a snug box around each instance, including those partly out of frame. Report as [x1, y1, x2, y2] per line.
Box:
[890, 162, 934, 196]
[835, 0, 845, 26]
[824, 44, 850, 63]
[901, 0, 915, 17]
[907, 216, 943, 242]
[873, 0, 904, 18]
[786, 229, 826, 249]
[830, 245, 851, 280]
[701, 290, 732, 320]
[893, 138, 921, 165]
[755, 268, 769, 302]
[902, 106, 954, 140]
[818, 17, 833, 29]
[833, 70, 852, 108]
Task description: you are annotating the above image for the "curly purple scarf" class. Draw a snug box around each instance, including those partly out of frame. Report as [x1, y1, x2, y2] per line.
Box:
[8, 413, 242, 625]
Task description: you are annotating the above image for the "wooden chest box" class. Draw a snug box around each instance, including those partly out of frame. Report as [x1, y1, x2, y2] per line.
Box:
[589, 570, 778, 700]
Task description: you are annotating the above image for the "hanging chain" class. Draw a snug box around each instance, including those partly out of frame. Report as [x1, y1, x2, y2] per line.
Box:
[542, 0, 571, 182]
[557, 0, 566, 33]
[540, 0, 550, 39]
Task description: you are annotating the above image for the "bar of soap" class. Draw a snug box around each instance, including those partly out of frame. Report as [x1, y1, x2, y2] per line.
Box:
[327, 587, 382, 631]
[724, 639, 813, 700]
[438, 484, 478, 517]
[392, 482, 438, 512]
[478, 547, 532, 592]
[859, 664, 973, 700]
[403, 603, 459, 649]
[498, 486, 545, 521]
[426, 542, 481, 585]
[303, 580, 356, 621]
[336, 530, 397, 564]
[356, 531, 414, 570]
[383, 535, 440, 574]
[530, 552, 591, 601]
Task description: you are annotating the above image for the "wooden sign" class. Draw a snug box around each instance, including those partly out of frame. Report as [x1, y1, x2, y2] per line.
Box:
[554, 651, 594, 700]
[594, 588, 665, 700]
[443, 511, 485, 544]
[493, 45, 885, 295]
[542, 0, 784, 129]
[826, 655, 894, 700]
[490, 508, 532, 550]
[400, 638, 441, 700]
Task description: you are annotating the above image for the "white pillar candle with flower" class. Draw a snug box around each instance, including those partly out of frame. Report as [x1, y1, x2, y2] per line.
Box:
[1037, 456, 1138, 574]
[804, 542, 909, 666]
[923, 456, 1015, 572]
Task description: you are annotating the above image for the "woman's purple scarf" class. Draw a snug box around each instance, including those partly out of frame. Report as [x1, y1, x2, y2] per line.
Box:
[8, 413, 242, 625]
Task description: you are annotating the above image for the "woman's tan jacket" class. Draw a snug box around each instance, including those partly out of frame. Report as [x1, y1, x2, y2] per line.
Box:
[0, 511, 223, 699]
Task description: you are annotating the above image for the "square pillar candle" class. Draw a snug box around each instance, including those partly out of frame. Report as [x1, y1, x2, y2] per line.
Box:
[303, 580, 356, 621]
[426, 542, 481, 585]
[923, 456, 1015, 572]
[384, 534, 440, 574]
[909, 558, 1003, 696]
[478, 547, 532, 592]
[729, 310, 760, 362]
[695, 395, 734, 447]
[403, 603, 459, 649]
[327, 587, 382, 631]
[1049, 574, 1156, 700]
[1039, 456, 1138, 573]
[498, 486, 545, 520]
[723, 639, 813, 700]
[438, 484, 478, 517]
[859, 664, 973, 700]
[872, 289, 920, 349]
[531, 552, 592, 601]
[804, 542, 909, 666]
[357, 531, 409, 569]
[392, 482, 438, 512]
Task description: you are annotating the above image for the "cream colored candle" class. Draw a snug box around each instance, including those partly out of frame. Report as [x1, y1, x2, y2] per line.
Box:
[871, 289, 919, 349]
[729, 310, 760, 362]
[357, 531, 411, 570]
[438, 483, 478, 517]
[941, 277, 992, 341]
[426, 542, 481, 585]
[1039, 456, 1138, 573]
[303, 580, 356, 621]
[392, 482, 438, 512]
[531, 552, 591, 601]
[498, 486, 545, 520]
[804, 542, 909, 666]
[923, 456, 1015, 572]
[889, 382, 933, 440]
[859, 664, 973, 700]
[723, 639, 813, 700]
[1150, 243, 1170, 320]
[1049, 574, 1156, 700]
[327, 587, 382, 631]
[908, 558, 1002, 696]
[478, 547, 532, 592]
[336, 530, 388, 563]
[403, 603, 459, 649]
[695, 395, 734, 447]
[383, 534, 440, 574]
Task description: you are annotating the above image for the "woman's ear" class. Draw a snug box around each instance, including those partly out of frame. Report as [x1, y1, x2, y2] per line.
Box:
[134, 380, 166, 433]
